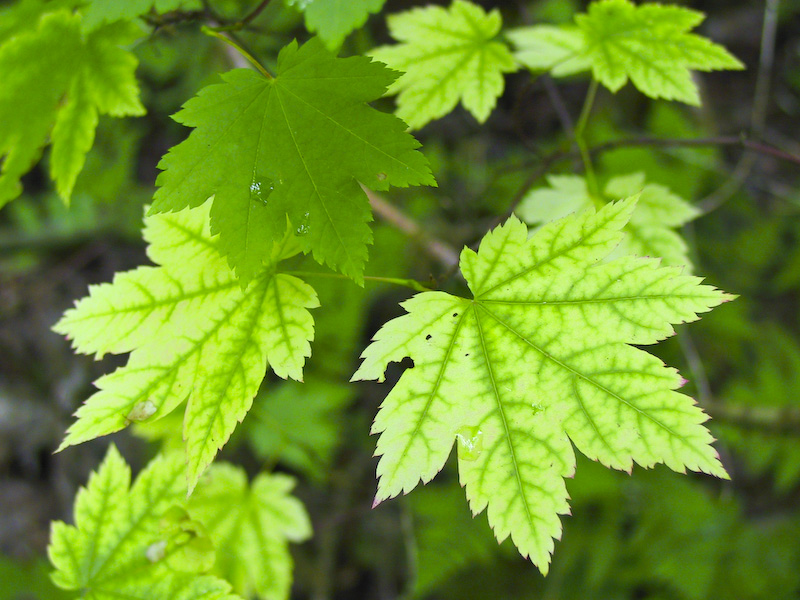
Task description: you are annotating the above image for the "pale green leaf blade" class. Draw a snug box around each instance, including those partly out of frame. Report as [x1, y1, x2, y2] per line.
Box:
[356, 199, 730, 571]
[0, 11, 143, 205]
[188, 464, 311, 600]
[54, 265, 238, 358]
[55, 200, 236, 357]
[56, 201, 318, 487]
[371, 0, 518, 129]
[576, 0, 744, 103]
[508, 0, 743, 105]
[296, 0, 386, 49]
[458, 303, 574, 571]
[182, 273, 318, 490]
[482, 255, 730, 345]
[464, 199, 636, 299]
[515, 174, 589, 224]
[519, 173, 701, 269]
[354, 293, 473, 500]
[605, 173, 700, 227]
[506, 25, 590, 76]
[50, 80, 99, 201]
[151, 39, 434, 283]
[48, 446, 239, 600]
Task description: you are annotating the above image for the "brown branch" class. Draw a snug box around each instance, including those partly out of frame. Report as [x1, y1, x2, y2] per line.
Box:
[362, 186, 460, 269]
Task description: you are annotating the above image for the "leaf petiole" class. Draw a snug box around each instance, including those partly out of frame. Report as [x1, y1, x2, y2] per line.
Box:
[574, 78, 600, 201]
[201, 25, 273, 79]
[283, 270, 432, 293]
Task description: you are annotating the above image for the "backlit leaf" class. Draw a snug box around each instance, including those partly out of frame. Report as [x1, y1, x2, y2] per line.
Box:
[0, 11, 144, 205]
[509, 0, 743, 104]
[55, 199, 318, 491]
[188, 464, 311, 600]
[371, 0, 517, 129]
[353, 198, 730, 572]
[518, 172, 700, 269]
[48, 446, 239, 600]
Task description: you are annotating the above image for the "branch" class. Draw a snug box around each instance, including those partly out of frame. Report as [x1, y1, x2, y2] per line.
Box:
[495, 132, 800, 229]
[704, 401, 800, 436]
[362, 186, 460, 269]
[240, 0, 272, 25]
[699, 0, 780, 212]
[589, 135, 800, 168]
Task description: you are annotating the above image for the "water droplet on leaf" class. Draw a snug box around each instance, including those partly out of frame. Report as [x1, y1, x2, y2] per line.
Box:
[250, 176, 274, 205]
[146, 540, 167, 563]
[127, 400, 156, 422]
[294, 211, 311, 236]
[376, 172, 387, 181]
[456, 426, 483, 462]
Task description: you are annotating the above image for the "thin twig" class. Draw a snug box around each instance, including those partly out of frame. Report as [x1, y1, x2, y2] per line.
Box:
[201, 26, 273, 77]
[574, 79, 600, 197]
[588, 135, 800, 166]
[492, 132, 800, 234]
[494, 148, 571, 225]
[362, 186, 461, 269]
[542, 75, 575, 138]
[240, 0, 272, 25]
[704, 402, 800, 435]
[677, 329, 713, 406]
[699, 0, 780, 213]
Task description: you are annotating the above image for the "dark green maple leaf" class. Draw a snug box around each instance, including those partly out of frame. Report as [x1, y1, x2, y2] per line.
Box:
[151, 38, 435, 284]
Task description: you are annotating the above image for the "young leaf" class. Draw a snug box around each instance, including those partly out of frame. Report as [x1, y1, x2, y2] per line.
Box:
[508, 0, 743, 104]
[291, 0, 387, 49]
[518, 172, 700, 269]
[81, 0, 193, 32]
[48, 446, 239, 600]
[188, 464, 312, 600]
[55, 199, 319, 491]
[371, 0, 517, 129]
[0, 11, 144, 205]
[151, 38, 434, 284]
[353, 198, 730, 572]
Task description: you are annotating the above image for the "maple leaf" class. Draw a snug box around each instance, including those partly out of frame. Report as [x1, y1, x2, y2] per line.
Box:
[150, 37, 434, 284]
[0, 10, 144, 205]
[54, 199, 319, 491]
[518, 172, 700, 269]
[371, 0, 517, 130]
[291, 0, 387, 49]
[188, 464, 312, 600]
[508, 0, 743, 104]
[353, 197, 731, 571]
[48, 446, 239, 600]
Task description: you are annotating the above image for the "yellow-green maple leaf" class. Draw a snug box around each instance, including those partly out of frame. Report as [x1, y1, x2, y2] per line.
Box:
[55, 199, 318, 491]
[353, 198, 730, 572]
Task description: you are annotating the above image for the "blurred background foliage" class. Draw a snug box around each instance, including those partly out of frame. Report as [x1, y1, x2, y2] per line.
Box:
[1, 0, 800, 599]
